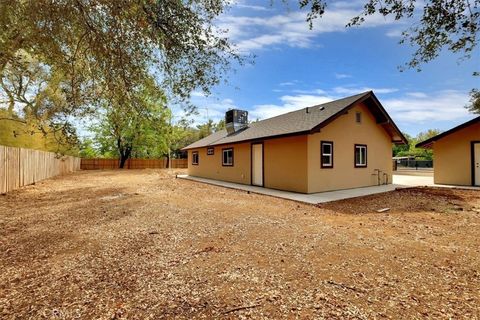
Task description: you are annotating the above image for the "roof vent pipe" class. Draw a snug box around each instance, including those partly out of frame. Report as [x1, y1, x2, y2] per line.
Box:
[306, 107, 309, 114]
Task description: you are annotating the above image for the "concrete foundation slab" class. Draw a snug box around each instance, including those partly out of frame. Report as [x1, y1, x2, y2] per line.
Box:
[177, 175, 407, 204]
[178, 174, 478, 204]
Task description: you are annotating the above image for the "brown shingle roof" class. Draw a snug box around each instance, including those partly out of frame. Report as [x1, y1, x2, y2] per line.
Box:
[183, 91, 406, 150]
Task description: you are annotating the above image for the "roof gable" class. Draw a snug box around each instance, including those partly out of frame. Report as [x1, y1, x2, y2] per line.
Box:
[183, 91, 407, 150]
[416, 116, 480, 148]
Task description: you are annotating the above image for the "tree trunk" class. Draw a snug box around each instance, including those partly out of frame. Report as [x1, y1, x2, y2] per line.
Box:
[166, 153, 170, 169]
[118, 146, 132, 169]
[119, 154, 128, 168]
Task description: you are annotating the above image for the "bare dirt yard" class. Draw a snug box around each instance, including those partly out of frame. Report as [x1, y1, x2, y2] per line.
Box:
[1, 170, 479, 319]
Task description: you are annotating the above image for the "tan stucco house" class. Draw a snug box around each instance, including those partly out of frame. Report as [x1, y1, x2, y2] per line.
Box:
[183, 91, 407, 193]
[416, 116, 480, 186]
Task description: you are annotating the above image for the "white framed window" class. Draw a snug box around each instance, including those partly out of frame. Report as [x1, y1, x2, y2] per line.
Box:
[354, 144, 367, 167]
[192, 151, 199, 165]
[222, 148, 233, 166]
[207, 147, 214, 155]
[321, 141, 333, 168]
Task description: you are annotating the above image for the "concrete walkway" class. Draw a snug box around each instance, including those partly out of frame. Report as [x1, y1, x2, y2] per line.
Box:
[178, 174, 480, 204]
[178, 174, 479, 204]
[392, 174, 480, 191]
[178, 175, 410, 204]
[392, 174, 434, 186]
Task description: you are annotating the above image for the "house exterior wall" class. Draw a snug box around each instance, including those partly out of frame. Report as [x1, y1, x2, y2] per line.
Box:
[186, 136, 309, 193]
[307, 103, 393, 193]
[432, 122, 480, 186]
[187, 142, 251, 185]
[187, 103, 396, 193]
[264, 135, 308, 193]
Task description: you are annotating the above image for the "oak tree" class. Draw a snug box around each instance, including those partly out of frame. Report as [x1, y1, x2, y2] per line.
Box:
[92, 78, 169, 168]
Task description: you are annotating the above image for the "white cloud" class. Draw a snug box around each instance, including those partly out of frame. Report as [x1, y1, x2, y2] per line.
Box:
[329, 0, 368, 9]
[221, 98, 235, 105]
[292, 88, 327, 95]
[406, 92, 428, 98]
[236, 3, 269, 11]
[249, 93, 334, 120]
[235, 34, 286, 52]
[190, 91, 207, 98]
[172, 95, 239, 125]
[282, 94, 334, 108]
[249, 104, 300, 120]
[383, 90, 471, 123]
[218, 6, 397, 53]
[279, 81, 297, 86]
[335, 73, 352, 79]
[386, 28, 403, 38]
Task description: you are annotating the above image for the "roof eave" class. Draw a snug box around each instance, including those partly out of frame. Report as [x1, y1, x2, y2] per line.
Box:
[183, 129, 313, 150]
[416, 116, 480, 149]
[309, 91, 408, 145]
[368, 93, 409, 145]
[416, 141, 434, 149]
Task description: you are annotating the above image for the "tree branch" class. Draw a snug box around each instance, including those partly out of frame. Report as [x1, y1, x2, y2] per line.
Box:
[0, 117, 27, 124]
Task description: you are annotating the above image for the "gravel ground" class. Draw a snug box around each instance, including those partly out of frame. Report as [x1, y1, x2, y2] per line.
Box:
[0, 169, 479, 319]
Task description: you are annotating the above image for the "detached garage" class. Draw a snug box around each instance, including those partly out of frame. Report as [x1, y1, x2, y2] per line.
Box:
[416, 116, 480, 187]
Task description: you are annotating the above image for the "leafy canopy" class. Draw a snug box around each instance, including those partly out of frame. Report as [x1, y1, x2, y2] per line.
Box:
[0, 0, 239, 100]
[1, 0, 244, 154]
[91, 77, 170, 166]
[393, 129, 442, 160]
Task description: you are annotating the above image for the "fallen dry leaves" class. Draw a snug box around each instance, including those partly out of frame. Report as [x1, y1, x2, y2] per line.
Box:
[0, 169, 479, 319]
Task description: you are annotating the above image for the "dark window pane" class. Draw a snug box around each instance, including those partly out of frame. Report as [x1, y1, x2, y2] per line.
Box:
[322, 155, 331, 165]
[223, 149, 233, 165]
[192, 152, 199, 164]
[322, 144, 331, 154]
[356, 112, 362, 123]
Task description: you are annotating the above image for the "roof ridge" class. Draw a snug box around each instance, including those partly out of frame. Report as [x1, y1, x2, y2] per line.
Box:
[249, 91, 371, 125]
[309, 91, 371, 108]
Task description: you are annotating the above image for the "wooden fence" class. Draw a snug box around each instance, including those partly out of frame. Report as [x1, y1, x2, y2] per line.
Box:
[80, 158, 188, 170]
[0, 145, 81, 194]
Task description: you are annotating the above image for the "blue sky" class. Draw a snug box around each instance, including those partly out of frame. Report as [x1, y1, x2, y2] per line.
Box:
[178, 0, 480, 137]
